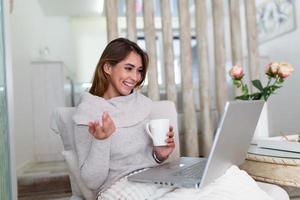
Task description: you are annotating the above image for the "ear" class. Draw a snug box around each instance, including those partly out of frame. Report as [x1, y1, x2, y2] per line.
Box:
[103, 63, 112, 75]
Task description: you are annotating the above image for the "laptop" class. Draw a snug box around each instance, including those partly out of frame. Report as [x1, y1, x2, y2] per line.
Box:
[128, 100, 264, 188]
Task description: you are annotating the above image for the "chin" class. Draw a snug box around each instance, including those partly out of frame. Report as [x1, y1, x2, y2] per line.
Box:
[119, 90, 132, 96]
[118, 85, 135, 96]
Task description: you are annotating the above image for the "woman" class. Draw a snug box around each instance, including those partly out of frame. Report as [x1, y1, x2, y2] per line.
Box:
[73, 38, 175, 197]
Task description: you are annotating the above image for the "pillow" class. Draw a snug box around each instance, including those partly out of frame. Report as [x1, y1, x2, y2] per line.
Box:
[256, 182, 289, 200]
[51, 108, 96, 199]
[62, 150, 95, 200]
[50, 108, 76, 150]
[158, 166, 274, 200]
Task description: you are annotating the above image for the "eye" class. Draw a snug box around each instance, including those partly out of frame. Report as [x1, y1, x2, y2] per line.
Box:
[138, 68, 144, 74]
[125, 66, 133, 71]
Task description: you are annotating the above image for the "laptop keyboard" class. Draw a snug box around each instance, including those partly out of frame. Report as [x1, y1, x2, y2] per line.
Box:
[172, 160, 207, 179]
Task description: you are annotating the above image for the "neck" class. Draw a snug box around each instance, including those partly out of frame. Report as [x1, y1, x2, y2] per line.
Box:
[103, 89, 135, 100]
[102, 84, 121, 99]
[102, 92, 118, 100]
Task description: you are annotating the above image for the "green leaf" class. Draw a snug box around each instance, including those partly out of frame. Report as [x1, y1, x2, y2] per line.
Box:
[235, 95, 250, 100]
[271, 85, 281, 89]
[242, 84, 249, 95]
[261, 88, 269, 100]
[252, 80, 264, 91]
[278, 77, 284, 84]
[249, 92, 262, 100]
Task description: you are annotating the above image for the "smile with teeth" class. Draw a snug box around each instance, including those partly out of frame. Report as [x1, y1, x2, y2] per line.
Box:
[123, 81, 135, 88]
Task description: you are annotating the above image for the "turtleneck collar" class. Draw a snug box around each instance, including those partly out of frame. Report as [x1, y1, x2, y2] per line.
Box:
[73, 90, 152, 128]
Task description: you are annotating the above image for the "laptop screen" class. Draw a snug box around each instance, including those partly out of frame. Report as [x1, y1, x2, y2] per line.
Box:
[200, 100, 264, 187]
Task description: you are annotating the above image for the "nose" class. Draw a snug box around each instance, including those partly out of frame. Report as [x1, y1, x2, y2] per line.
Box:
[131, 70, 141, 82]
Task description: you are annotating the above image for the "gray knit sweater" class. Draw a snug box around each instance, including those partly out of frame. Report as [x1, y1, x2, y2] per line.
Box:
[73, 91, 158, 194]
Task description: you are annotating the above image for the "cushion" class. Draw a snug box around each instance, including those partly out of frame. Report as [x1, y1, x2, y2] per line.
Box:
[50, 107, 76, 150]
[62, 150, 95, 200]
[256, 182, 290, 200]
[51, 108, 95, 199]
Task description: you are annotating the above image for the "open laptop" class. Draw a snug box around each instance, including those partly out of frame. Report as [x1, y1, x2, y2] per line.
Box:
[128, 100, 264, 188]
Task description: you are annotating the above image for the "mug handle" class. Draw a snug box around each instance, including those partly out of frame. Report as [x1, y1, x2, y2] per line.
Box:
[145, 122, 153, 139]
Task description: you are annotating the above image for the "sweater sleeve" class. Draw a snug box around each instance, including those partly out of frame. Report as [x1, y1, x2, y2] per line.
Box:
[74, 125, 111, 191]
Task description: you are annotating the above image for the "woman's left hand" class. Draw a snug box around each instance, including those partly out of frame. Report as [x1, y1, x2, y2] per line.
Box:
[153, 126, 175, 162]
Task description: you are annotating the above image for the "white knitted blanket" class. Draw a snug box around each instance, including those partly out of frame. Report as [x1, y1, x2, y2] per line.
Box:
[97, 166, 273, 200]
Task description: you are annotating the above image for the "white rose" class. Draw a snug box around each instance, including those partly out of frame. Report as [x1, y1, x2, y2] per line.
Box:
[278, 62, 294, 78]
[229, 65, 244, 80]
[266, 62, 280, 75]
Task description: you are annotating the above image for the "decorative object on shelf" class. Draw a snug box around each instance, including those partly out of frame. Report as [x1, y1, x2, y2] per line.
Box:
[229, 62, 294, 101]
[251, 102, 269, 143]
[39, 46, 51, 60]
[229, 62, 294, 143]
[256, 0, 296, 43]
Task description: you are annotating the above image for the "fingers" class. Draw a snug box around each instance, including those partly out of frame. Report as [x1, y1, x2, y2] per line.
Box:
[168, 142, 175, 148]
[102, 111, 108, 120]
[88, 124, 94, 135]
[88, 121, 96, 134]
[165, 137, 174, 143]
[167, 131, 174, 138]
[166, 126, 175, 146]
[102, 112, 116, 135]
[89, 112, 116, 139]
[165, 137, 175, 147]
[167, 127, 174, 138]
[102, 112, 113, 124]
[103, 112, 111, 123]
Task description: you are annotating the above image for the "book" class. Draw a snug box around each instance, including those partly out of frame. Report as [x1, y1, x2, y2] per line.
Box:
[257, 134, 300, 153]
[248, 145, 300, 159]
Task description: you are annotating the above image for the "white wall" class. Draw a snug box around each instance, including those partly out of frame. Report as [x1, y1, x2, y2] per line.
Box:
[259, 1, 300, 136]
[10, 0, 74, 170]
[70, 17, 107, 83]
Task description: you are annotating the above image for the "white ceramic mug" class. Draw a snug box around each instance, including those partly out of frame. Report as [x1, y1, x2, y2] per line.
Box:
[145, 119, 170, 146]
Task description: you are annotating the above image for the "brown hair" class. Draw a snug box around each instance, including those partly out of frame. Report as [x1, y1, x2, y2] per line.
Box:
[89, 38, 149, 97]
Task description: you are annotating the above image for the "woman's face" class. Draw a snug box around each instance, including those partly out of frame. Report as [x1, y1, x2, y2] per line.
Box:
[104, 51, 143, 99]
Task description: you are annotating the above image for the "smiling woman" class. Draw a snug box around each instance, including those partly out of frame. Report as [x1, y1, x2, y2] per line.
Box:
[89, 38, 149, 99]
[102, 52, 144, 99]
[72, 38, 176, 197]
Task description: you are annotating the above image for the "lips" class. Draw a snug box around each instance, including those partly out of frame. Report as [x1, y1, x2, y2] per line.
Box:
[123, 80, 135, 88]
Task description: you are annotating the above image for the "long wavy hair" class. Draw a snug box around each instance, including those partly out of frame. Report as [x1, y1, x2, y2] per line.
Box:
[89, 38, 149, 97]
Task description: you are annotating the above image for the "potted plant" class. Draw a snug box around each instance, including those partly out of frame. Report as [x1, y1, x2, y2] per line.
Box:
[229, 62, 294, 143]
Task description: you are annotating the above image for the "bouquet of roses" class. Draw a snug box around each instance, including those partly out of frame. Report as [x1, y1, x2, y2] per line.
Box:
[229, 62, 294, 101]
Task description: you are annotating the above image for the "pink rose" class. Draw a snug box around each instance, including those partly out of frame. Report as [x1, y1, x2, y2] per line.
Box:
[266, 62, 280, 75]
[278, 62, 294, 78]
[229, 65, 244, 80]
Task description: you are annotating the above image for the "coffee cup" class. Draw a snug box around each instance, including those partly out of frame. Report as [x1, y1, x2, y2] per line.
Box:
[145, 119, 170, 146]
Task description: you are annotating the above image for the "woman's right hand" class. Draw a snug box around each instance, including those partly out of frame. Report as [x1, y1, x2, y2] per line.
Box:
[88, 112, 116, 140]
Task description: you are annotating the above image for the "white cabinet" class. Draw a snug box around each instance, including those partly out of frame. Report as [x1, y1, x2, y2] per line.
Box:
[31, 61, 66, 162]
